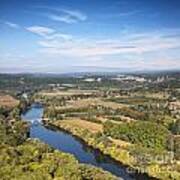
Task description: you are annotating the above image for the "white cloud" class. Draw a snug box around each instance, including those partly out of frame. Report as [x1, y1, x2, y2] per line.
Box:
[133, 59, 180, 70]
[45, 33, 72, 40]
[47, 8, 87, 24]
[26, 25, 72, 42]
[48, 14, 77, 24]
[13, 23, 180, 71]
[35, 28, 180, 71]
[4, 21, 19, 28]
[61, 9, 87, 21]
[26, 26, 55, 37]
[38, 30, 180, 57]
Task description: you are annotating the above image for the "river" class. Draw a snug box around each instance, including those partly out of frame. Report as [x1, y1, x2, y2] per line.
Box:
[21, 104, 151, 180]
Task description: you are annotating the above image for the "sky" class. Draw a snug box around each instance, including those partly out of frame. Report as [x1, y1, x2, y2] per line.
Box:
[1, 0, 180, 73]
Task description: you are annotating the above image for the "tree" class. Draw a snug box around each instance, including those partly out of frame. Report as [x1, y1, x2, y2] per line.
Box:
[170, 119, 180, 135]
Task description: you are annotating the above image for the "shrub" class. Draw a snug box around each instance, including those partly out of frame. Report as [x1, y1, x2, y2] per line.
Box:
[103, 121, 170, 150]
[170, 119, 180, 135]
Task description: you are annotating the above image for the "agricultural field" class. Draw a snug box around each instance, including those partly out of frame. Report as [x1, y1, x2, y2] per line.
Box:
[0, 72, 180, 179]
[0, 94, 19, 108]
[39, 73, 180, 179]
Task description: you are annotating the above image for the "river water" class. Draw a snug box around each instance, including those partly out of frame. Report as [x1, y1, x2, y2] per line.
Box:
[21, 104, 151, 180]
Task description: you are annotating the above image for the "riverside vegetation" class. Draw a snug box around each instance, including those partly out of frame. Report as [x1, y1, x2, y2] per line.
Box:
[0, 72, 180, 179]
[0, 94, 118, 180]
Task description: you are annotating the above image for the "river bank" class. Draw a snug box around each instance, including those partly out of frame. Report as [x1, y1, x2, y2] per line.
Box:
[22, 105, 135, 179]
[45, 119, 180, 180]
[45, 120, 159, 180]
[46, 122, 159, 180]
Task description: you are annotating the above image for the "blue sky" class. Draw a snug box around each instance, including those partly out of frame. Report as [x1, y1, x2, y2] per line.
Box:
[1, 0, 180, 73]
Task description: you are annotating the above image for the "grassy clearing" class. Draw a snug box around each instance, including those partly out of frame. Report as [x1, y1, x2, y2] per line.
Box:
[39, 89, 98, 96]
[135, 92, 170, 99]
[67, 98, 128, 109]
[54, 119, 103, 133]
[108, 137, 132, 148]
[0, 95, 19, 108]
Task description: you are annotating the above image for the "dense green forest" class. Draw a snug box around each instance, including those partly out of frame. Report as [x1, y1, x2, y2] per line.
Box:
[103, 121, 170, 150]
